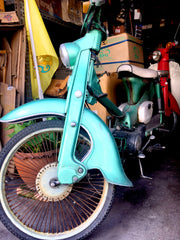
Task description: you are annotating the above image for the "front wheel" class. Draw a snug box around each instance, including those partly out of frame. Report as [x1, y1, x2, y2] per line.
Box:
[0, 119, 114, 240]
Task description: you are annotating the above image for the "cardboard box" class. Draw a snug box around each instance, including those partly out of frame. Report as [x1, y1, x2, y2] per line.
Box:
[83, 1, 90, 14]
[0, 11, 19, 23]
[45, 77, 68, 98]
[95, 33, 144, 74]
[54, 57, 72, 79]
[89, 72, 125, 125]
[45, 58, 71, 97]
[61, 0, 83, 26]
[113, 25, 125, 35]
[0, 0, 4, 12]
[35, 0, 62, 19]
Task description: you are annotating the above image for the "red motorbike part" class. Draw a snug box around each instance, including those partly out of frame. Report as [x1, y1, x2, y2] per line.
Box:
[158, 42, 180, 116]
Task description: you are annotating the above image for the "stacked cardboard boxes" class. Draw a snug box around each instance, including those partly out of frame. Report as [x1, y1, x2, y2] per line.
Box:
[95, 33, 144, 74]
[90, 33, 144, 124]
[35, 0, 83, 26]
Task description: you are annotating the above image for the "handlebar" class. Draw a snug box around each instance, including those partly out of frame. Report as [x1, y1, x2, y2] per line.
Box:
[90, 0, 106, 6]
[166, 41, 176, 50]
[81, 0, 107, 40]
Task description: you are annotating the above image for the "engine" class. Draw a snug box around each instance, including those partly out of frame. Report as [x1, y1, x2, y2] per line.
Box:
[112, 125, 146, 155]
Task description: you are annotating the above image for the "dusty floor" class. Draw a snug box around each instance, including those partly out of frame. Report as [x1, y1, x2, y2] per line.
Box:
[86, 137, 180, 240]
[0, 135, 180, 240]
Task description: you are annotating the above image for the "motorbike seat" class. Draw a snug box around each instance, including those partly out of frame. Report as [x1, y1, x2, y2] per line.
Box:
[117, 64, 168, 79]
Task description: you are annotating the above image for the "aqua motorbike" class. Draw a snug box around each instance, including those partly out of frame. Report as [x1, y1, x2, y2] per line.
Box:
[0, 1, 179, 239]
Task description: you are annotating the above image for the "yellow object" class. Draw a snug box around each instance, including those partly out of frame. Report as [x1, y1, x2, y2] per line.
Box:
[24, 0, 59, 99]
[0, 0, 5, 12]
[83, 1, 90, 14]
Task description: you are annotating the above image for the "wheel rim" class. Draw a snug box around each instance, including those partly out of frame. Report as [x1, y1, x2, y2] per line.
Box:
[0, 126, 109, 239]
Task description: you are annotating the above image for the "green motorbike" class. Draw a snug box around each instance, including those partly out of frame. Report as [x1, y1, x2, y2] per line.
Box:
[0, 1, 178, 239]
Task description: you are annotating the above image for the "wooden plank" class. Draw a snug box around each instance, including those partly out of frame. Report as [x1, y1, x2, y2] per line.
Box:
[0, 103, 2, 116]
[0, 82, 16, 146]
[11, 27, 26, 104]
[2, 38, 11, 85]
[0, 49, 7, 83]
[15, 30, 22, 88]
[18, 27, 26, 104]
[11, 30, 21, 84]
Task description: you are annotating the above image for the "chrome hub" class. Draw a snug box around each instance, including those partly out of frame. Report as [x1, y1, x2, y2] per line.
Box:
[36, 162, 73, 201]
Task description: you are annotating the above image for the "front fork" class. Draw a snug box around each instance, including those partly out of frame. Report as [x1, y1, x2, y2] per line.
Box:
[155, 79, 163, 124]
[57, 49, 92, 184]
[155, 75, 180, 123]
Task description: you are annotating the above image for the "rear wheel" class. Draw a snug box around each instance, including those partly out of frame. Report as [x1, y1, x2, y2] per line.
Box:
[0, 120, 114, 240]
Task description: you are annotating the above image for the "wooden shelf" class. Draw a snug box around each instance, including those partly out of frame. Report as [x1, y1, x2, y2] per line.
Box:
[39, 9, 81, 31]
[0, 24, 24, 31]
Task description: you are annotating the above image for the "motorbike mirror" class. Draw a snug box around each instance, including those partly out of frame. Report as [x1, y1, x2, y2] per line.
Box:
[174, 22, 180, 45]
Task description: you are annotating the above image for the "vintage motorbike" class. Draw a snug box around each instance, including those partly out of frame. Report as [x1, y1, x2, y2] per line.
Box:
[0, 1, 179, 239]
[149, 26, 180, 118]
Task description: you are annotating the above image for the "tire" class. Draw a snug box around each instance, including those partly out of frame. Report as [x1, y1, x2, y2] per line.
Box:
[165, 111, 178, 135]
[0, 120, 114, 240]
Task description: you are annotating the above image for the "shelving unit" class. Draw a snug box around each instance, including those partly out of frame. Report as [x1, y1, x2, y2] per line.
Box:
[39, 8, 80, 31]
[0, 0, 82, 146]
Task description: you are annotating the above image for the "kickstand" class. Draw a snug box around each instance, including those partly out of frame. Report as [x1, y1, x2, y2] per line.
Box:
[138, 158, 152, 180]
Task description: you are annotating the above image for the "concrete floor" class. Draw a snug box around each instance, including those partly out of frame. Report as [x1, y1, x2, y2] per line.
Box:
[86, 137, 180, 240]
[0, 136, 180, 240]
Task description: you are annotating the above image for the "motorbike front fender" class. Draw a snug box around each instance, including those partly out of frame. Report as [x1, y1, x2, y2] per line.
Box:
[0, 98, 132, 187]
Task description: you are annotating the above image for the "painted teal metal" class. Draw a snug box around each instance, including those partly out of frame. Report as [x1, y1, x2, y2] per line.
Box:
[0, 18, 132, 188]
[0, 99, 66, 123]
[0, 98, 132, 187]
[63, 30, 103, 69]
[118, 79, 155, 128]
[56, 28, 112, 185]
[82, 109, 132, 187]
[57, 49, 91, 185]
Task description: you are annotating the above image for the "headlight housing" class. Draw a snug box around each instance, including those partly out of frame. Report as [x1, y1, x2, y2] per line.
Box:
[59, 42, 80, 69]
[59, 44, 70, 68]
[152, 50, 161, 62]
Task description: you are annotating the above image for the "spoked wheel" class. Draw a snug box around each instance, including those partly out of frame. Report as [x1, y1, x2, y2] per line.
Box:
[0, 120, 114, 240]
